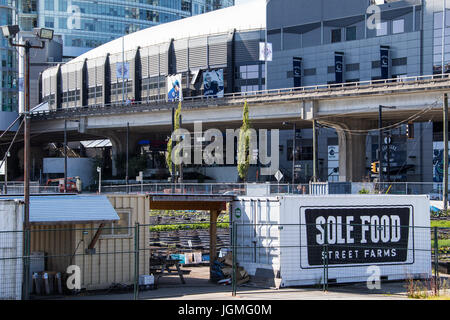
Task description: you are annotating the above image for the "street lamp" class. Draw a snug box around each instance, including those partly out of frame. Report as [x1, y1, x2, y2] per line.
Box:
[97, 166, 102, 194]
[1, 24, 53, 300]
[283, 121, 296, 186]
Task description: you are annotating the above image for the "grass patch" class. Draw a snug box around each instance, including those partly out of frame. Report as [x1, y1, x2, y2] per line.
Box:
[149, 222, 230, 232]
[431, 220, 450, 228]
[425, 295, 450, 300]
[406, 278, 449, 299]
[431, 239, 450, 249]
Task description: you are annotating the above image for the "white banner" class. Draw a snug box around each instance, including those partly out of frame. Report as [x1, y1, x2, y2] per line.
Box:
[0, 161, 5, 175]
[167, 74, 183, 102]
[259, 42, 273, 62]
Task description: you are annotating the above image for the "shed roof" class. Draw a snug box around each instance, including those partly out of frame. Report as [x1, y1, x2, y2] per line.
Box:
[0, 195, 120, 225]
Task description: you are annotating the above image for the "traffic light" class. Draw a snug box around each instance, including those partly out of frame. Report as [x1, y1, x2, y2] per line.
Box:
[371, 161, 379, 174]
[406, 122, 414, 139]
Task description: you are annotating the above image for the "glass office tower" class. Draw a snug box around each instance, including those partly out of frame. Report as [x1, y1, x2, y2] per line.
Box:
[0, 0, 18, 114]
[17, 0, 234, 59]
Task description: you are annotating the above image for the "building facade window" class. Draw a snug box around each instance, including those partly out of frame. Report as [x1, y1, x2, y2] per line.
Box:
[393, 19, 404, 34]
[346, 26, 356, 41]
[376, 21, 388, 36]
[331, 29, 341, 43]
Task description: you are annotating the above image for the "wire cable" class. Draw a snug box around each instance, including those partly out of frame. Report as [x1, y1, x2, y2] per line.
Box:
[0, 117, 25, 171]
[0, 114, 23, 140]
[316, 100, 438, 136]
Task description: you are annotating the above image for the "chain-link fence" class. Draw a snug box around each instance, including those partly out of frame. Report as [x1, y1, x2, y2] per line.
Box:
[1, 221, 448, 300]
[231, 222, 450, 297]
[0, 220, 232, 300]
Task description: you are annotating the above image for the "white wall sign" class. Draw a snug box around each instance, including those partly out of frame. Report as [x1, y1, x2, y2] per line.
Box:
[259, 42, 273, 62]
[328, 145, 339, 181]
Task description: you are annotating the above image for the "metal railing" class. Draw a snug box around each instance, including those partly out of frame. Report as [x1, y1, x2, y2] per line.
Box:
[99, 181, 447, 197]
[0, 182, 59, 195]
[31, 73, 450, 120]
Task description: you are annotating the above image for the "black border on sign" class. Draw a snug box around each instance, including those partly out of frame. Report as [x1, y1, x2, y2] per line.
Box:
[298, 205, 415, 270]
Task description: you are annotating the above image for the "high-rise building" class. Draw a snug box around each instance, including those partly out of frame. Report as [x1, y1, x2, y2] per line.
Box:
[0, 0, 18, 130]
[17, 0, 234, 59]
[0, 0, 234, 129]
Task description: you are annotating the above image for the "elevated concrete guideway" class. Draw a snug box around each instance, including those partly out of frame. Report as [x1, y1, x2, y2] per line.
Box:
[22, 74, 450, 182]
[31, 74, 449, 133]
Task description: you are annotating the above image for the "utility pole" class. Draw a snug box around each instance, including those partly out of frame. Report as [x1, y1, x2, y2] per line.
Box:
[2, 24, 53, 301]
[179, 115, 183, 184]
[282, 121, 297, 186]
[292, 122, 296, 186]
[443, 93, 448, 214]
[378, 105, 397, 186]
[379, 105, 383, 185]
[126, 122, 129, 192]
[387, 130, 391, 182]
[312, 119, 318, 182]
[64, 120, 67, 193]
[171, 106, 175, 184]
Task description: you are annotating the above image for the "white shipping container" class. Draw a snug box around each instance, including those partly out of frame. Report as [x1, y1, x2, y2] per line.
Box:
[232, 195, 431, 287]
[0, 200, 24, 300]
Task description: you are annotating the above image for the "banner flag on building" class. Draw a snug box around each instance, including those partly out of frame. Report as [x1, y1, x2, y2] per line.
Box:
[380, 45, 390, 79]
[293, 57, 302, 88]
[116, 62, 130, 79]
[334, 52, 344, 83]
[203, 69, 224, 98]
[259, 42, 273, 62]
[167, 74, 183, 102]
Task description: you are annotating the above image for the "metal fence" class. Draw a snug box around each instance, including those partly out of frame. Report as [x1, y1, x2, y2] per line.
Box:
[100, 181, 446, 198]
[0, 182, 60, 195]
[101, 183, 247, 195]
[0, 221, 231, 300]
[231, 222, 450, 297]
[0, 222, 448, 300]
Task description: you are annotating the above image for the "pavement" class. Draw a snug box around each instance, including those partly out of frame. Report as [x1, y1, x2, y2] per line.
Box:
[56, 267, 420, 300]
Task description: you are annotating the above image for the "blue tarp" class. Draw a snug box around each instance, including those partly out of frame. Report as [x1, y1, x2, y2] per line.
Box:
[0, 195, 119, 224]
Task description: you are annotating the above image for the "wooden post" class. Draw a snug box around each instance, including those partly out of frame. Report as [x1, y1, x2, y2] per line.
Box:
[209, 209, 219, 280]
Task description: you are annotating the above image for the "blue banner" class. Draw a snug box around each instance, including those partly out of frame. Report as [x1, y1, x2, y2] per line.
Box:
[116, 62, 130, 79]
[293, 57, 302, 88]
[380, 46, 390, 79]
[335, 52, 344, 83]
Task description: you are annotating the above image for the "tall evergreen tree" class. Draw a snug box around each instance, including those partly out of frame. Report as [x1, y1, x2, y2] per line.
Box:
[237, 101, 251, 181]
[166, 102, 182, 175]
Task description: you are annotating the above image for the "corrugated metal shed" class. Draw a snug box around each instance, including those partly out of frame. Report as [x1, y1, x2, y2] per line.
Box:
[0, 195, 119, 225]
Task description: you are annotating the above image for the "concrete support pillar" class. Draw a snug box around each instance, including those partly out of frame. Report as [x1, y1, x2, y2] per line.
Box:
[209, 209, 220, 280]
[107, 131, 141, 177]
[325, 119, 377, 182]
